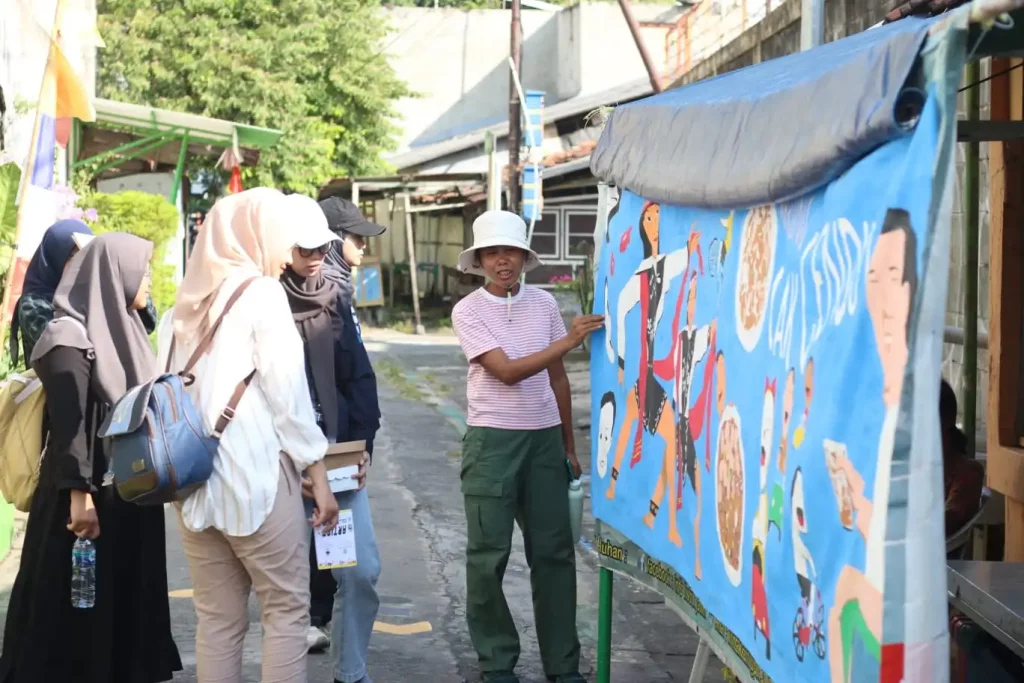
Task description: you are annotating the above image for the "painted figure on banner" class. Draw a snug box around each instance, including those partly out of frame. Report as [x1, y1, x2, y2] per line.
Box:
[751, 378, 776, 658]
[827, 208, 915, 683]
[791, 467, 826, 663]
[596, 392, 616, 479]
[794, 357, 814, 448]
[605, 202, 697, 551]
[667, 273, 715, 572]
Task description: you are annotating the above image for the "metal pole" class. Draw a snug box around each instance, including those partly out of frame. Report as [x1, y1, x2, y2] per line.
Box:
[800, 0, 824, 51]
[597, 567, 613, 683]
[508, 0, 523, 215]
[617, 0, 663, 93]
[403, 194, 426, 336]
[169, 131, 190, 205]
[485, 131, 500, 211]
[963, 60, 980, 446]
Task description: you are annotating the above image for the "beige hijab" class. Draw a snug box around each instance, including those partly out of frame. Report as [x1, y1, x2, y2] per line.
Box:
[173, 188, 302, 344]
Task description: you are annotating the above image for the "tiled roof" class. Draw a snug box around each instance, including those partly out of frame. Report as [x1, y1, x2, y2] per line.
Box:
[884, 0, 970, 23]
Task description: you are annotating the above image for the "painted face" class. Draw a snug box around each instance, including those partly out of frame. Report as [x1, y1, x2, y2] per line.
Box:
[804, 358, 815, 415]
[597, 399, 616, 478]
[291, 245, 328, 278]
[342, 233, 366, 267]
[641, 204, 660, 255]
[760, 382, 775, 488]
[783, 369, 795, 429]
[478, 245, 525, 289]
[866, 229, 912, 407]
[792, 468, 807, 535]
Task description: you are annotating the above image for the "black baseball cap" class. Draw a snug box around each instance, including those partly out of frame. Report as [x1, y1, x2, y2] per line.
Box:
[318, 196, 387, 237]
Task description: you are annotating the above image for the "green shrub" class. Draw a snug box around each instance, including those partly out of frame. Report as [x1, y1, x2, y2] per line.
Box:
[78, 191, 179, 316]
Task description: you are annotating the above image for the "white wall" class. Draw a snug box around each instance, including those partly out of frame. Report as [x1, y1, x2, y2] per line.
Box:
[384, 3, 665, 154]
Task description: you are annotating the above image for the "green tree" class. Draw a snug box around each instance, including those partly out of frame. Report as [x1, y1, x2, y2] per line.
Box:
[96, 0, 410, 196]
[78, 190, 180, 315]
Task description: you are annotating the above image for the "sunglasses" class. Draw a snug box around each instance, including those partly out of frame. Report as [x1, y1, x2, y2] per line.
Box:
[299, 245, 332, 258]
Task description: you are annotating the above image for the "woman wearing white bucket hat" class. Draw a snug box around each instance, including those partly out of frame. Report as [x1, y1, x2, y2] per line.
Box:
[452, 210, 603, 683]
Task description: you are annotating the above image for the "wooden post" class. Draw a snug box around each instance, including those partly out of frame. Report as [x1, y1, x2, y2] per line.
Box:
[986, 58, 1024, 560]
[508, 0, 522, 215]
[403, 194, 425, 336]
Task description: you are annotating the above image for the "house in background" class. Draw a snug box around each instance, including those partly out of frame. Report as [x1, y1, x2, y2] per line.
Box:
[322, 1, 779, 299]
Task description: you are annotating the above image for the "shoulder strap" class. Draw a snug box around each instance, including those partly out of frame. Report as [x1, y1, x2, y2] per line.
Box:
[181, 277, 259, 376]
[164, 277, 259, 440]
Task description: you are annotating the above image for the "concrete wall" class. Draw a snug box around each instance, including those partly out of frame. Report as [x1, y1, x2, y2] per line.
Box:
[383, 3, 665, 153]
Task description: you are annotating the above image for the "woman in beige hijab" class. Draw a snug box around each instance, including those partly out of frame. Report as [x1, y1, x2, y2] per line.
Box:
[158, 188, 339, 683]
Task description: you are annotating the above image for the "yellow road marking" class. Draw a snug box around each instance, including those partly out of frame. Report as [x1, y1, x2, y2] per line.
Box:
[168, 589, 194, 598]
[373, 620, 432, 635]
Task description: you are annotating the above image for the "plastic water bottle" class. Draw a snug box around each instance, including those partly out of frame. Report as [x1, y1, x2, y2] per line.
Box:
[70, 538, 96, 609]
[568, 478, 584, 544]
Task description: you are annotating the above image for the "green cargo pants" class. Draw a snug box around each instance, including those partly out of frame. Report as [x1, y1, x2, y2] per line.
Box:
[461, 426, 581, 677]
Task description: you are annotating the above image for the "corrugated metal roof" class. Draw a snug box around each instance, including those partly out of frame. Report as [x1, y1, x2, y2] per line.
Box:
[388, 78, 653, 171]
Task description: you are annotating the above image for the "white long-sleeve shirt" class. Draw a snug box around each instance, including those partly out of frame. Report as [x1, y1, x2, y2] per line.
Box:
[157, 272, 328, 537]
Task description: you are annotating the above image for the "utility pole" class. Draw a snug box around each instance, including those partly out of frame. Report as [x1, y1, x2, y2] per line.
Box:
[507, 0, 523, 214]
[617, 0, 662, 93]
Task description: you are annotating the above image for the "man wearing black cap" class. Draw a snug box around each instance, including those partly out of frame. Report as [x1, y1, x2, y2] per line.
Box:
[303, 196, 386, 683]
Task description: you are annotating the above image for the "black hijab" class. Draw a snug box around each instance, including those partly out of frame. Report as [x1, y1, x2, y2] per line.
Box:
[281, 267, 340, 441]
[10, 219, 92, 364]
[322, 241, 353, 310]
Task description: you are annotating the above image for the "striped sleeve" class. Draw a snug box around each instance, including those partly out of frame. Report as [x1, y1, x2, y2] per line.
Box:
[453, 299, 500, 362]
[546, 292, 568, 344]
[252, 283, 328, 470]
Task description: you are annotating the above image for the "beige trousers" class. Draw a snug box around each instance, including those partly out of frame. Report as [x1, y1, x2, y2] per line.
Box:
[178, 456, 310, 683]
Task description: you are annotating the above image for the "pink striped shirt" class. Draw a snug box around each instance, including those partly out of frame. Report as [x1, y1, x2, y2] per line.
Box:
[452, 286, 567, 430]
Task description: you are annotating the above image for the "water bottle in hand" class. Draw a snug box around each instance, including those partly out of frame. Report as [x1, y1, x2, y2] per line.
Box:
[71, 537, 96, 609]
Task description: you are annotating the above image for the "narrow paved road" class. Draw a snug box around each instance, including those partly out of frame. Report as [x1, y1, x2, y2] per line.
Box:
[0, 328, 725, 683]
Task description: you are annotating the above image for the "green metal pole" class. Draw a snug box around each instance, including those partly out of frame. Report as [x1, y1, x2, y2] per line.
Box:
[170, 131, 190, 205]
[597, 567, 613, 683]
[963, 61, 979, 448]
[72, 131, 174, 171]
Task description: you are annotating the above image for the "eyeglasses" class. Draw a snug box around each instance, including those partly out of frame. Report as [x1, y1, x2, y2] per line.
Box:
[299, 245, 332, 258]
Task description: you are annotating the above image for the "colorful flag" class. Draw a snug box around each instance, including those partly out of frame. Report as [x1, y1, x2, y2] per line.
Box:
[28, 4, 96, 190]
[5, 0, 98, 325]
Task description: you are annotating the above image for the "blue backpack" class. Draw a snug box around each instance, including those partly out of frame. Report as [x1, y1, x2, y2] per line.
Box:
[98, 278, 257, 506]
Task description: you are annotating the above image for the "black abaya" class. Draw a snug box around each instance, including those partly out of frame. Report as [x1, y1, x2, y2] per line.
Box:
[0, 346, 182, 683]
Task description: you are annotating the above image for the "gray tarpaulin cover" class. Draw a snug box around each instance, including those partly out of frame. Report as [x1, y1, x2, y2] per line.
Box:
[589, 17, 938, 210]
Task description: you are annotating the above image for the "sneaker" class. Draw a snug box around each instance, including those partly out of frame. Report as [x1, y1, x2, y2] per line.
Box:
[482, 672, 520, 683]
[306, 625, 329, 653]
[547, 673, 587, 683]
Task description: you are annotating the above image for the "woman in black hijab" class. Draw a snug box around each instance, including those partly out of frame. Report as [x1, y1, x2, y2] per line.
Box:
[284, 198, 382, 682]
[10, 219, 160, 366]
[0, 233, 182, 683]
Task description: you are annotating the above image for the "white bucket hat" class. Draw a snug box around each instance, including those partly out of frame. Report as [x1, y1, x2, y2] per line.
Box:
[457, 210, 542, 278]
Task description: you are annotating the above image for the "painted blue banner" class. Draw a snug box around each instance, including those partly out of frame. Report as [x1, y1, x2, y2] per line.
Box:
[591, 95, 947, 683]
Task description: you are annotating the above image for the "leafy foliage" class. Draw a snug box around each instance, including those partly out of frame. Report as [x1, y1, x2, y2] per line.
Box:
[96, 0, 410, 195]
[0, 162, 18, 247]
[78, 190, 179, 315]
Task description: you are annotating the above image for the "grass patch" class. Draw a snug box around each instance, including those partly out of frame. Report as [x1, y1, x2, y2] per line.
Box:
[376, 358, 424, 401]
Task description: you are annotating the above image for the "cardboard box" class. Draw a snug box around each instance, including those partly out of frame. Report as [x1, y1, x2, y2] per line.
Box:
[323, 440, 366, 493]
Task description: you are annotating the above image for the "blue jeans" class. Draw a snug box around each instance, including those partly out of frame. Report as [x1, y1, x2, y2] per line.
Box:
[305, 487, 381, 682]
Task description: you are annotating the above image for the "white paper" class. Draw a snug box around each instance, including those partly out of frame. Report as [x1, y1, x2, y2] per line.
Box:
[314, 509, 356, 570]
[327, 465, 359, 493]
